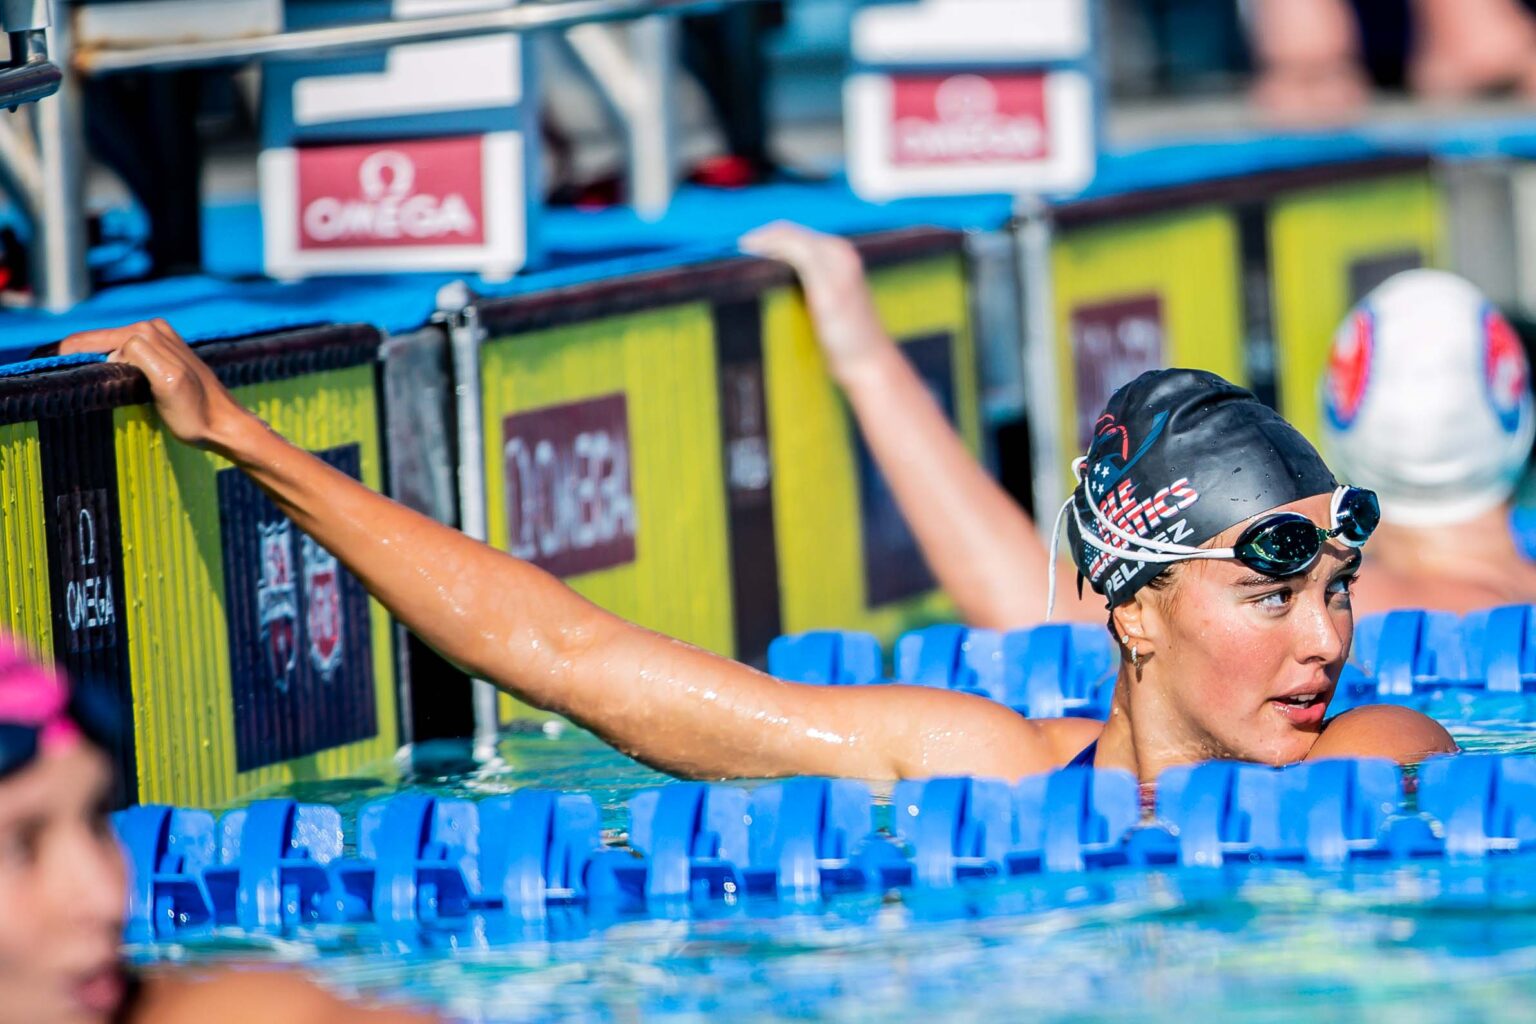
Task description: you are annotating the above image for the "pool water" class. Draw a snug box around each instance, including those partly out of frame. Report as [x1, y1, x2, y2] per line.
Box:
[126, 721, 1536, 1023]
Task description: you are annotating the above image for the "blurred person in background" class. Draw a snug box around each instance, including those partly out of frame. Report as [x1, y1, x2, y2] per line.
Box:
[0, 640, 432, 1024]
[742, 225, 1536, 625]
[742, 222, 1106, 628]
[1248, 0, 1536, 121]
[1321, 269, 1536, 616]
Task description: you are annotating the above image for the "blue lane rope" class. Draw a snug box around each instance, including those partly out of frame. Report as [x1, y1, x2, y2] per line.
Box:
[772, 608, 1536, 721]
[114, 752, 1536, 942]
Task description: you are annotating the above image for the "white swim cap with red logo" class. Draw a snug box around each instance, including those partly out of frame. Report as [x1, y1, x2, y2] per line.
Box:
[1322, 269, 1534, 527]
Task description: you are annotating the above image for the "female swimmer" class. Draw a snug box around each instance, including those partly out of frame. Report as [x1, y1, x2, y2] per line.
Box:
[0, 642, 432, 1024]
[58, 318, 1454, 783]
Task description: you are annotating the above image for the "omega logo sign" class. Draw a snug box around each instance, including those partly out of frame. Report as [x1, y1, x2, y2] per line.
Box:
[56, 490, 117, 653]
[891, 73, 1050, 166]
[295, 135, 486, 249]
[502, 393, 638, 578]
[66, 506, 114, 633]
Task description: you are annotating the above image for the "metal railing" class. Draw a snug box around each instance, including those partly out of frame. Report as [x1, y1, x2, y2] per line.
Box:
[0, 29, 59, 107]
[0, 0, 60, 108]
[20, 0, 770, 310]
[73, 0, 750, 73]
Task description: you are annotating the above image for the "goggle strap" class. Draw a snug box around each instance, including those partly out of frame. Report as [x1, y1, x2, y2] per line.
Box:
[1071, 503, 1232, 565]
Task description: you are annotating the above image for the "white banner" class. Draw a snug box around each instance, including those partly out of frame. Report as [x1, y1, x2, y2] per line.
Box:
[852, 0, 1090, 64]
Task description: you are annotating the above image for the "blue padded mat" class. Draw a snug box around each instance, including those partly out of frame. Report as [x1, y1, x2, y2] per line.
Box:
[0, 179, 1012, 372]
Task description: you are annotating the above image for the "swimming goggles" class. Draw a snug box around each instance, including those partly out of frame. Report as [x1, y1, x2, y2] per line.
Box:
[0, 684, 119, 780]
[1046, 460, 1380, 619]
[1218, 486, 1380, 577]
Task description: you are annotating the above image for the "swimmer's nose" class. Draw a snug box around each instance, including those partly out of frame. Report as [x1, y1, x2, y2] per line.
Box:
[51, 825, 128, 936]
[1297, 589, 1347, 666]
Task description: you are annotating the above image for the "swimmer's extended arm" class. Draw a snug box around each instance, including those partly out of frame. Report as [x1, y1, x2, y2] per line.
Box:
[740, 223, 1100, 627]
[60, 322, 1071, 782]
[132, 968, 437, 1023]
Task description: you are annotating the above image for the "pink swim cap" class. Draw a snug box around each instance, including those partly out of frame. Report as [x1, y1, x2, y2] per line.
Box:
[0, 638, 80, 753]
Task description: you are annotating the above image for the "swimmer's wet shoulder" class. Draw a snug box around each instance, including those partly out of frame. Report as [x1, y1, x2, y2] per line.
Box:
[126, 968, 434, 1023]
[1308, 705, 1458, 763]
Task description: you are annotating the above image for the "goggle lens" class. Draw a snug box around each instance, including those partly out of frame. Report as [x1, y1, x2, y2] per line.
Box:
[1233, 487, 1380, 577]
[1335, 487, 1380, 547]
[1237, 516, 1326, 577]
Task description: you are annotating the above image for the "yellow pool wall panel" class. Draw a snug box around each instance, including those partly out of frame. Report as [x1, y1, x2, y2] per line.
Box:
[1051, 206, 1245, 481]
[116, 364, 399, 807]
[765, 253, 977, 638]
[0, 423, 52, 655]
[1269, 172, 1445, 444]
[481, 304, 734, 721]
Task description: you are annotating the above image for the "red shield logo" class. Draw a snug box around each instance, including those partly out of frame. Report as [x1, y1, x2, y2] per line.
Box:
[1325, 309, 1374, 430]
[1484, 306, 1529, 435]
[257, 521, 298, 691]
[301, 536, 344, 681]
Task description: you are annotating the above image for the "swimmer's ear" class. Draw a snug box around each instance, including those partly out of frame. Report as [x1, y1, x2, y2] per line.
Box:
[1108, 602, 1141, 648]
[1109, 593, 1162, 661]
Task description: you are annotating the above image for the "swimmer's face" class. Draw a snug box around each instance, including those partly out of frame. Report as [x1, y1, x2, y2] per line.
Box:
[1127, 493, 1359, 767]
[0, 744, 126, 1024]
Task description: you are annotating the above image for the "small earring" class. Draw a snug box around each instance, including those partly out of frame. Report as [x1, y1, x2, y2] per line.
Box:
[1120, 635, 1139, 667]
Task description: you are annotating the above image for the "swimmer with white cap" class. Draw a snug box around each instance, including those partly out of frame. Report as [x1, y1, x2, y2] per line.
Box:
[1320, 269, 1536, 616]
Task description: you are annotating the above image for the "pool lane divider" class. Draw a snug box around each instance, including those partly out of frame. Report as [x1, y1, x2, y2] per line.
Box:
[112, 752, 1536, 942]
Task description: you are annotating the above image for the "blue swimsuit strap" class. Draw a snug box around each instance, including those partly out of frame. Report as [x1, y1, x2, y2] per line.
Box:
[1066, 739, 1098, 769]
[1510, 505, 1536, 562]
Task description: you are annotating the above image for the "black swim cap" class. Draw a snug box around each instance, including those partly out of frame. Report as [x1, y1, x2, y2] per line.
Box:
[1065, 368, 1337, 608]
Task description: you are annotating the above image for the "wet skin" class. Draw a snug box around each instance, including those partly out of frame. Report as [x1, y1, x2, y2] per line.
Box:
[1090, 493, 1456, 780]
[0, 744, 125, 1024]
[1349, 504, 1536, 617]
[60, 323, 1456, 786]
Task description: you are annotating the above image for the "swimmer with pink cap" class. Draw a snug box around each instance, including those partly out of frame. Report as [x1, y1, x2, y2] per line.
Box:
[0, 639, 87, 768]
[0, 636, 432, 1024]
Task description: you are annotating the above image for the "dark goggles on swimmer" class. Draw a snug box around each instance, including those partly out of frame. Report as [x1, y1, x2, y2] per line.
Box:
[0, 683, 121, 780]
[1216, 486, 1380, 578]
[1057, 482, 1381, 617]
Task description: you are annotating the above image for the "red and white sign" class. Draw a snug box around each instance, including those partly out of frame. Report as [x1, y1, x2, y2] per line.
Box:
[848, 70, 1094, 199]
[295, 138, 484, 249]
[891, 74, 1050, 167]
[260, 131, 523, 278]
